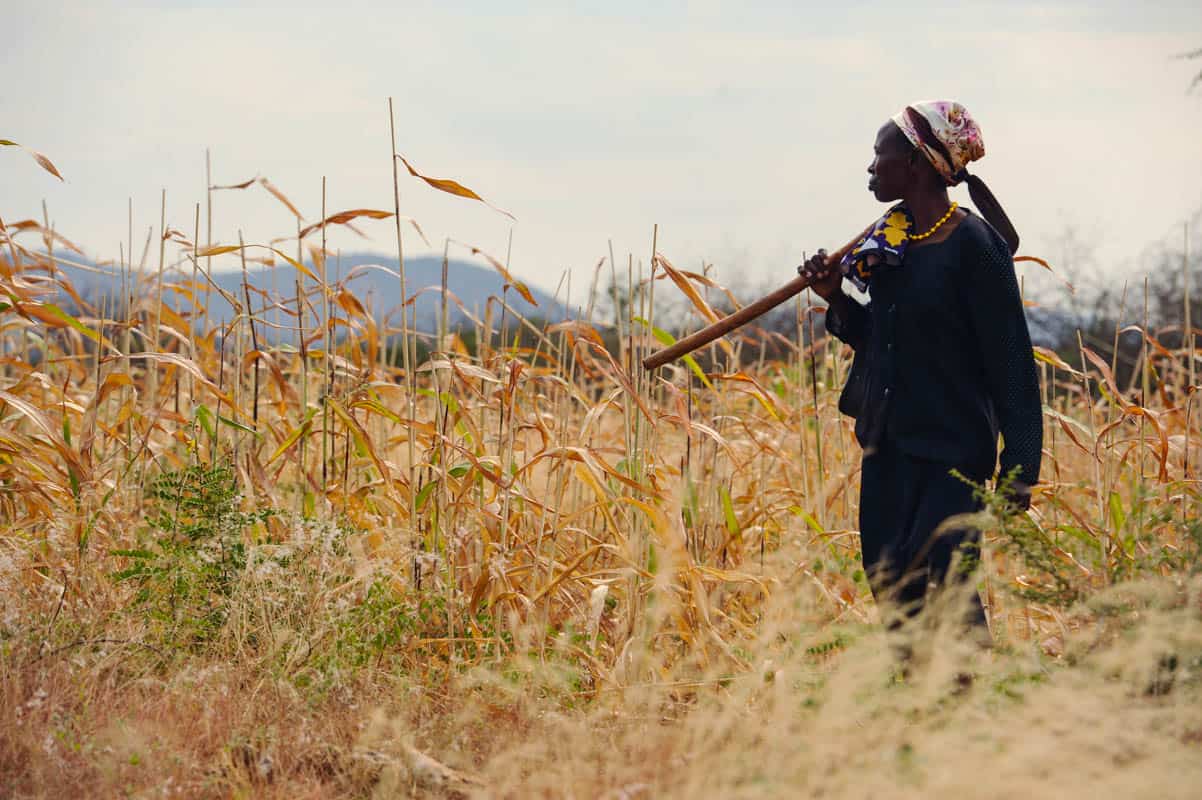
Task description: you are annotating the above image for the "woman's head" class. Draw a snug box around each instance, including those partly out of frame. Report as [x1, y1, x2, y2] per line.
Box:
[868, 101, 986, 202]
[866, 120, 940, 203]
[867, 100, 1020, 253]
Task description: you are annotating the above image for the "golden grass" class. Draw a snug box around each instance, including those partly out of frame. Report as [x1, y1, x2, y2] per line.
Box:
[0, 140, 1199, 797]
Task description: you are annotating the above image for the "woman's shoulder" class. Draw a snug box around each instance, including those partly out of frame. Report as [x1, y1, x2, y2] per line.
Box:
[956, 209, 1011, 258]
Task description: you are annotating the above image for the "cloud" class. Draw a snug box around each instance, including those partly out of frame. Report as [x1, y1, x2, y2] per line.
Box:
[4, 1, 1201, 300]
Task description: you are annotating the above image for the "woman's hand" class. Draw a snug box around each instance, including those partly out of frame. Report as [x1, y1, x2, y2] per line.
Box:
[1001, 480, 1033, 512]
[797, 249, 843, 301]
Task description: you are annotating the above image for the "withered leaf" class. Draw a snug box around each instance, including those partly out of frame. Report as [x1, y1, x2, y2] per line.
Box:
[1, 139, 64, 181]
[258, 177, 303, 220]
[396, 154, 515, 220]
[298, 209, 393, 240]
[211, 176, 258, 190]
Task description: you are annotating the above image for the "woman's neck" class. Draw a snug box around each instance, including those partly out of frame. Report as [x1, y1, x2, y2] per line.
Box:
[905, 187, 953, 232]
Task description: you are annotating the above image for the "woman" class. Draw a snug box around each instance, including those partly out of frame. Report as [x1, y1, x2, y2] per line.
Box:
[800, 101, 1042, 636]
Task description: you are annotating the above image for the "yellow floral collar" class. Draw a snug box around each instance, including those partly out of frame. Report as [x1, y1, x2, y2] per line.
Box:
[840, 203, 914, 292]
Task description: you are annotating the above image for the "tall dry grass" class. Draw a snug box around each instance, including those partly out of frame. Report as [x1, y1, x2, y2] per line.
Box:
[0, 133, 1199, 798]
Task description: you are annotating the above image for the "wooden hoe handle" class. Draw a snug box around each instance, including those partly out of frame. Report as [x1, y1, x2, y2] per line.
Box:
[641, 225, 872, 371]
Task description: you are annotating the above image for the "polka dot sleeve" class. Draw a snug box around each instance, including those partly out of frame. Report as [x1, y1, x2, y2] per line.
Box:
[962, 226, 1044, 488]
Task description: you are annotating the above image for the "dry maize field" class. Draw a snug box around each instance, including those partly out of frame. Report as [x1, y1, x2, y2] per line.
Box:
[1, 141, 1201, 798]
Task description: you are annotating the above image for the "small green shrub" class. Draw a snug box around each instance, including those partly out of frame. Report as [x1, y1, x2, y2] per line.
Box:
[110, 462, 274, 648]
[958, 469, 1201, 610]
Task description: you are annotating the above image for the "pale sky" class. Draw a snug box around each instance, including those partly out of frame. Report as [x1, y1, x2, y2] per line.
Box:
[5, 0, 1201, 303]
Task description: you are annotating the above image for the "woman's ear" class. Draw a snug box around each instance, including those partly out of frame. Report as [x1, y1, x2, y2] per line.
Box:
[907, 149, 941, 188]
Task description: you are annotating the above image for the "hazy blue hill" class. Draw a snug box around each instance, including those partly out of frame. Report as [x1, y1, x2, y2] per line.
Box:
[43, 250, 1070, 348]
[45, 252, 566, 340]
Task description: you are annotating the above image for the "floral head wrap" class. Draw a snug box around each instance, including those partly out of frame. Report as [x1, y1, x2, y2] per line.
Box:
[838, 100, 994, 289]
[891, 100, 985, 186]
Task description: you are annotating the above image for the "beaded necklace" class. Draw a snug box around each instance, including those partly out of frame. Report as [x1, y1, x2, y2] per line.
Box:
[909, 202, 958, 241]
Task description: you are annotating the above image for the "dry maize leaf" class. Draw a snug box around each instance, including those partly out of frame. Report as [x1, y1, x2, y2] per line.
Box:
[342, 262, 399, 284]
[196, 244, 244, 258]
[520, 446, 640, 492]
[243, 350, 295, 404]
[162, 227, 192, 245]
[0, 389, 86, 479]
[298, 209, 393, 240]
[267, 408, 318, 465]
[35, 304, 111, 351]
[418, 359, 498, 384]
[454, 241, 536, 306]
[1120, 324, 1173, 358]
[351, 397, 405, 427]
[268, 247, 319, 283]
[1044, 406, 1096, 458]
[30, 151, 63, 180]
[0, 389, 60, 445]
[406, 285, 486, 328]
[573, 462, 621, 538]
[655, 252, 722, 325]
[579, 388, 623, 439]
[468, 566, 493, 616]
[712, 372, 781, 420]
[399, 215, 431, 247]
[576, 339, 654, 425]
[328, 397, 394, 488]
[688, 421, 734, 457]
[450, 360, 500, 386]
[1033, 346, 1083, 376]
[531, 544, 606, 601]
[642, 322, 717, 388]
[211, 176, 257, 190]
[7, 220, 84, 254]
[1124, 406, 1170, 481]
[1080, 345, 1129, 406]
[112, 399, 135, 428]
[258, 177, 303, 220]
[547, 319, 606, 348]
[397, 154, 515, 220]
[2, 140, 63, 181]
[132, 353, 236, 410]
[95, 372, 133, 406]
[47, 278, 90, 318]
[1015, 255, 1074, 292]
[336, 289, 368, 318]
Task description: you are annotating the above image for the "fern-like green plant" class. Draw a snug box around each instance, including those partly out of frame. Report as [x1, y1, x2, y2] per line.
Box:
[952, 468, 1084, 608]
[110, 463, 273, 648]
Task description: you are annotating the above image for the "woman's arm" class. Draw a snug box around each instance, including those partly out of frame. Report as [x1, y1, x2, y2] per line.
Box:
[825, 290, 871, 350]
[963, 228, 1043, 504]
[799, 251, 870, 350]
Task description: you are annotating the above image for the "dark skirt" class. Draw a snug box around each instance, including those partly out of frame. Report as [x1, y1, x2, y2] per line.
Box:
[858, 438, 988, 630]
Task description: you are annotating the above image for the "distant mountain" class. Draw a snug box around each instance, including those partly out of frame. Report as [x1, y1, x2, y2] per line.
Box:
[46, 252, 566, 341]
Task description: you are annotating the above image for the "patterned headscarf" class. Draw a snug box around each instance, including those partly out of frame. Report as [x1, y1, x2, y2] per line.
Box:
[891, 100, 985, 186]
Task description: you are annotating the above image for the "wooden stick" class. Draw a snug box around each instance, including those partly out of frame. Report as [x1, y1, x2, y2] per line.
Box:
[642, 224, 872, 370]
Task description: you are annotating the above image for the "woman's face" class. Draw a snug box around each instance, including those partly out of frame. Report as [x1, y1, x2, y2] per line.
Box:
[866, 122, 913, 203]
